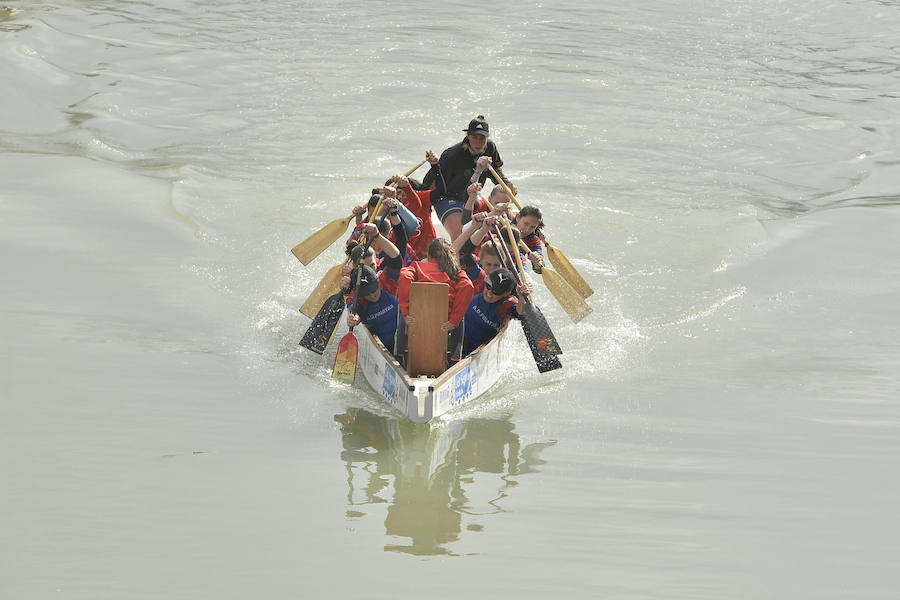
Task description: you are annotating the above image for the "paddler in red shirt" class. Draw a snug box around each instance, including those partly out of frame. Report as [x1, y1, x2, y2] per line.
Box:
[395, 238, 474, 363]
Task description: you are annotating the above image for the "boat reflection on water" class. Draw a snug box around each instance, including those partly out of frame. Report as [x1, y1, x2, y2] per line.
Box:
[334, 408, 555, 556]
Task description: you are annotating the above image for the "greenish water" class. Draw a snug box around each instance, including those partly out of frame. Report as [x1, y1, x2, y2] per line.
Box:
[2, 2, 899, 598]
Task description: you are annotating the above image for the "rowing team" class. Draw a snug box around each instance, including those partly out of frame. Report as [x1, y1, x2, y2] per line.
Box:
[338, 117, 551, 368]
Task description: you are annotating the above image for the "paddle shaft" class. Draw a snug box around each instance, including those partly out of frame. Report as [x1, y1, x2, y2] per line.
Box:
[479, 192, 533, 300]
[486, 229, 563, 364]
[303, 205, 389, 352]
[347, 211, 388, 317]
[301, 210, 384, 351]
[403, 160, 427, 178]
[517, 239, 543, 272]
[333, 212, 391, 380]
[346, 260, 365, 332]
[486, 228, 517, 282]
[293, 160, 423, 265]
[488, 165, 523, 211]
[488, 165, 593, 299]
[478, 196, 520, 274]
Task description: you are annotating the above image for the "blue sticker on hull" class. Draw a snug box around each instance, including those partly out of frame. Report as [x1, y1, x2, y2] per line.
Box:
[453, 367, 472, 406]
[381, 365, 396, 401]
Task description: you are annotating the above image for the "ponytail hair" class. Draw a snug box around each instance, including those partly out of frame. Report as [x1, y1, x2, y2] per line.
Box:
[427, 238, 461, 281]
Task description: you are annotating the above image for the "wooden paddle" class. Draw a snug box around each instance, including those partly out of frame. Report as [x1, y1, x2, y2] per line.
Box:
[332, 261, 367, 384]
[299, 289, 347, 355]
[291, 211, 355, 266]
[299, 261, 344, 319]
[541, 237, 594, 299]
[488, 165, 594, 299]
[497, 222, 562, 356]
[518, 241, 592, 324]
[299, 208, 385, 355]
[481, 194, 587, 322]
[290, 160, 426, 265]
[299, 197, 385, 317]
[332, 209, 394, 382]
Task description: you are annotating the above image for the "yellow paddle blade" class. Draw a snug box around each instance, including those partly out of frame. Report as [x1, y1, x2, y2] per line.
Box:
[332, 331, 359, 384]
[540, 267, 592, 324]
[545, 243, 593, 299]
[299, 262, 344, 318]
[291, 214, 353, 265]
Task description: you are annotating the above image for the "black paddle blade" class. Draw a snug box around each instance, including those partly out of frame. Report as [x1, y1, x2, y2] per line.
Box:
[518, 302, 562, 373]
[520, 315, 563, 373]
[520, 302, 562, 355]
[299, 292, 345, 355]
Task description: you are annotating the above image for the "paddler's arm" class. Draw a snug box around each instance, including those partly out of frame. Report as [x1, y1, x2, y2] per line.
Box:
[396, 265, 414, 317]
[382, 184, 419, 238]
[420, 149, 441, 194]
[395, 175, 424, 214]
[513, 282, 532, 316]
[451, 212, 484, 254]
[471, 214, 495, 246]
[462, 182, 482, 225]
[383, 197, 411, 266]
[358, 221, 394, 256]
[352, 204, 366, 224]
[448, 276, 474, 327]
[432, 150, 450, 200]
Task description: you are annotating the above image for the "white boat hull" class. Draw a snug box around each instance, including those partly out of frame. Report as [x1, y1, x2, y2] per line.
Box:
[356, 322, 516, 423]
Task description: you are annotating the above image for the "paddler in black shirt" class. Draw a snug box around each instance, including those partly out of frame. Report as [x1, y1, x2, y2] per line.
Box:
[425, 115, 517, 241]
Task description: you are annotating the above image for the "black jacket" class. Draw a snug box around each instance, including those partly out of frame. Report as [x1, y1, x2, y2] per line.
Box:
[431, 138, 512, 202]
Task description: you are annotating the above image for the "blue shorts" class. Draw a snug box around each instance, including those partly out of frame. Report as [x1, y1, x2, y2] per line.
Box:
[432, 197, 463, 222]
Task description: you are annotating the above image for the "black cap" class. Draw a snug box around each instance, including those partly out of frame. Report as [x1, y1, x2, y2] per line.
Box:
[484, 268, 514, 296]
[352, 265, 380, 297]
[463, 116, 489, 136]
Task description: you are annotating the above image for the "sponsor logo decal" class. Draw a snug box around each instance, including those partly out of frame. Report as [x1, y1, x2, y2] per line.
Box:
[536, 337, 559, 354]
[381, 363, 396, 401]
[453, 367, 473, 406]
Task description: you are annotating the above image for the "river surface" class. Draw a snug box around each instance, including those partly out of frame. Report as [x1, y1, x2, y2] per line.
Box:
[2, 1, 899, 598]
